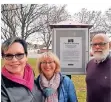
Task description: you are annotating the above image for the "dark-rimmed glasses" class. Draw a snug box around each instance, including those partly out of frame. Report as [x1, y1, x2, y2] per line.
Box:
[90, 42, 108, 47]
[3, 53, 25, 60]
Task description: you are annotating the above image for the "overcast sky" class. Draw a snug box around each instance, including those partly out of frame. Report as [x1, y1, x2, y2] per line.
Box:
[1, 0, 111, 14]
[66, 3, 111, 14]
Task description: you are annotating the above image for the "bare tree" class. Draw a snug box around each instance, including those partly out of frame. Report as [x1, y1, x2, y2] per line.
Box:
[1, 4, 48, 40]
[72, 8, 104, 31]
[72, 7, 111, 35]
[104, 7, 111, 34]
[38, 4, 70, 49]
[1, 4, 18, 40]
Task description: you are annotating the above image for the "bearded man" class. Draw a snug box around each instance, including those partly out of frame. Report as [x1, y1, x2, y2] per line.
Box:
[86, 33, 111, 102]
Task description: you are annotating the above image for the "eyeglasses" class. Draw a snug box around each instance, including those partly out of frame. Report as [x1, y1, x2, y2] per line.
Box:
[3, 53, 25, 60]
[90, 42, 108, 47]
[41, 61, 55, 65]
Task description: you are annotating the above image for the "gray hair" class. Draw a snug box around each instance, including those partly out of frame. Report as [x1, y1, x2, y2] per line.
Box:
[92, 33, 110, 43]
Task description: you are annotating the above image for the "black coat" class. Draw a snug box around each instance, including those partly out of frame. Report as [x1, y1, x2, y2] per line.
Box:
[1, 75, 43, 102]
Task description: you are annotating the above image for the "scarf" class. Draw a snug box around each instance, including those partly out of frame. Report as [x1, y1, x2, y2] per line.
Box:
[2, 64, 34, 91]
[39, 73, 60, 102]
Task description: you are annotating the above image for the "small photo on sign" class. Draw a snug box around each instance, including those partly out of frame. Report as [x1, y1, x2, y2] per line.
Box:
[68, 39, 74, 43]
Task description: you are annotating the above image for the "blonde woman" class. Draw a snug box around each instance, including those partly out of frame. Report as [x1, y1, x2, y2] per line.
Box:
[35, 52, 78, 102]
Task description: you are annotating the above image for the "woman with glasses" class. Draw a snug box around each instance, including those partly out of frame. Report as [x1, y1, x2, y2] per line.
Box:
[1, 37, 42, 102]
[35, 52, 78, 102]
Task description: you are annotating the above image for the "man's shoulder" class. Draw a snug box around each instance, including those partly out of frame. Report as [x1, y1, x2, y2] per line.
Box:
[86, 59, 95, 71]
[87, 58, 95, 65]
[109, 55, 111, 60]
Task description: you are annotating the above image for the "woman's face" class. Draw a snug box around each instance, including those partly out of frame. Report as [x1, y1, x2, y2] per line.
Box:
[40, 56, 56, 80]
[3, 42, 27, 76]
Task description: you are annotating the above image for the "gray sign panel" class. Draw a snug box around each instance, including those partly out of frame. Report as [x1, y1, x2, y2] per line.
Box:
[52, 28, 90, 74]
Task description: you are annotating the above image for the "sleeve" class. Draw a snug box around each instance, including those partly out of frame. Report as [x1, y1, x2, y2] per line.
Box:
[67, 77, 78, 102]
[1, 85, 10, 102]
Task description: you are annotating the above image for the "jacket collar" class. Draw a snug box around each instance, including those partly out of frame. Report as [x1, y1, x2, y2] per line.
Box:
[2, 64, 34, 91]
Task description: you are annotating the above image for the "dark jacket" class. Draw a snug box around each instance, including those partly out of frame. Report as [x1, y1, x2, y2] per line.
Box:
[1, 75, 43, 102]
[86, 55, 111, 102]
[36, 73, 78, 102]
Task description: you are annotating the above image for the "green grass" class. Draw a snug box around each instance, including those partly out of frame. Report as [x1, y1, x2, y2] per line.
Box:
[27, 58, 39, 77]
[72, 75, 86, 102]
[1, 58, 86, 102]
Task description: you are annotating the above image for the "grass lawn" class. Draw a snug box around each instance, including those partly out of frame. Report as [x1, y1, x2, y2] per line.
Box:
[72, 75, 86, 102]
[1, 58, 86, 102]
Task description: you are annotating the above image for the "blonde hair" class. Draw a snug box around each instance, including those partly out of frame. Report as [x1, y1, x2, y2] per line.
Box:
[37, 52, 61, 73]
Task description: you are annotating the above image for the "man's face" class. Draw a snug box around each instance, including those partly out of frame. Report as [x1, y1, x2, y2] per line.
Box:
[91, 36, 109, 61]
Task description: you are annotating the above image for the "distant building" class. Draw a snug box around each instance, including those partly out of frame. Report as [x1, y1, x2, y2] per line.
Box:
[39, 45, 52, 53]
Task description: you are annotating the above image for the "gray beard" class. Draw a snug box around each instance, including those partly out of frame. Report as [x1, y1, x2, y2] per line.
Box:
[93, 50, 109, 62]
